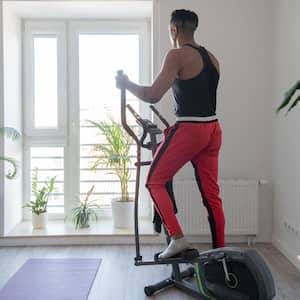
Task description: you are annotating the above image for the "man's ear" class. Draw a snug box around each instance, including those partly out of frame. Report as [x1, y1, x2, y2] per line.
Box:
[172, 24, 178, 37]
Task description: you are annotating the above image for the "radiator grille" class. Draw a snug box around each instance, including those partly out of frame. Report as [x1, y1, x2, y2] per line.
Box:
[174, 179, 258, 236]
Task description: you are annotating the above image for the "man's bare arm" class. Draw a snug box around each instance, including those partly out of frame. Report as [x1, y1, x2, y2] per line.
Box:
[118, 50, 180, 104]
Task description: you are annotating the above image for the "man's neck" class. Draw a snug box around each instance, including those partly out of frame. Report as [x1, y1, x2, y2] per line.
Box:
[177, 37, 197, 48]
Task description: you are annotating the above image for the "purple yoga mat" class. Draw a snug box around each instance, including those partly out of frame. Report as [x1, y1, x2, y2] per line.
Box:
[0, 258, 101, 300]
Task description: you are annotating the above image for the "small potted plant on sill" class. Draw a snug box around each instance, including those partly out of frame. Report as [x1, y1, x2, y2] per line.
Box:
[71, 185, 99, 229]
[88, 116, 133, 229]
[23, 168, 56, 229]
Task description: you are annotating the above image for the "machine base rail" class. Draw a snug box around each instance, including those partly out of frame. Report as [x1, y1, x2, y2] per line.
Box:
[145, 269, 251, 300]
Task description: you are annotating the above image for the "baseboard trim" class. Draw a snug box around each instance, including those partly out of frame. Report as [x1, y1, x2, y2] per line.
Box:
[0, 235, 161, 246]
[0, 234, 263, 247]
[272, 235, 300, 271]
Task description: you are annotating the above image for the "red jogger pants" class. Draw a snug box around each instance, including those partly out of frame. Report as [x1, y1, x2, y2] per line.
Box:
[146, 121, 225, 248]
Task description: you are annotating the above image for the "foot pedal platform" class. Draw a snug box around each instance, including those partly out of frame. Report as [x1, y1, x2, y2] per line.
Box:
[154, 248, 200, 263]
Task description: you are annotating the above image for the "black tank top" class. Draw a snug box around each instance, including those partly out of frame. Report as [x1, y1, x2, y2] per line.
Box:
[172, 45, 219, 117]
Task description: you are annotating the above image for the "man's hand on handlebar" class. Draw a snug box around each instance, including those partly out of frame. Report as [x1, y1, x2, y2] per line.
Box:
[115, 72, 129, 90]
[115, 70, 158, 104]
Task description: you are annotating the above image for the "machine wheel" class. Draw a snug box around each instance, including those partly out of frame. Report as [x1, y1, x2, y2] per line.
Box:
[225, 272, 239, 289]
[144, 286, 155, 296]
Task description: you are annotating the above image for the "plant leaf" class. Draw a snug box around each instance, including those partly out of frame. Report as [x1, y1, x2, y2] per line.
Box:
[276, 80, 300, 114]
[32, 168, 38, 194]
[287, 95, 300, 113]
[87, 115, 132, 201]
[0, 156, 18, 179]
[0, 127, 21, 140]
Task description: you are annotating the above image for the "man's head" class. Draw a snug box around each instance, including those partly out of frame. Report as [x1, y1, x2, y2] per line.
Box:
[169, 9, 198, 45]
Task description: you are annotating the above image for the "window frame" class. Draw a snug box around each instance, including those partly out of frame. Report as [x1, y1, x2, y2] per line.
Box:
[23, 19, 151, 220]
[23, 20, 67, 137]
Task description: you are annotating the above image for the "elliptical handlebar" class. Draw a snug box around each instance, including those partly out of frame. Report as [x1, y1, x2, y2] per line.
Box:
[126, 104, 143, 123]
[126, 104, 148, 148]
[116, 70, 168, 262]
[126, 104, 162, 151]
[117, 70, 142, 262]
[117, 70, 141, 147]
[150, 105, 170, 128]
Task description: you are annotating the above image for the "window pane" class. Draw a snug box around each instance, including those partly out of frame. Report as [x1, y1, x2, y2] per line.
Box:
[33, 36, 58, 128]
[30, 147, 64, 214]
[79, 34, 139, 207]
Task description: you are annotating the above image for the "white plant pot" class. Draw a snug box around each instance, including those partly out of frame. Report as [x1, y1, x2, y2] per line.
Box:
[32, 212, 48, 229]
[111, 197, 134, 228]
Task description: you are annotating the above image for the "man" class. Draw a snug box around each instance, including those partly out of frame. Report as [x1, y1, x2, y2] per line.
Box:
[116, 9, 225, 259]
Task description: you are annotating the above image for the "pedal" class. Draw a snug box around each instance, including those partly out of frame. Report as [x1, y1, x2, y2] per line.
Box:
[154, 248, 199, 262]
[180, 248, 200, 259]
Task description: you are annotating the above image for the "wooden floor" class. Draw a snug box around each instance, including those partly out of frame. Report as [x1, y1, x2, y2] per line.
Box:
[0, 243, 299, 299]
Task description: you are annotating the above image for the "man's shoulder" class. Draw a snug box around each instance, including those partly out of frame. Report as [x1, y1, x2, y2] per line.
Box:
[166, 48, 181, 58]
[164, 48, 181, 65]
[168, 47, 191, 62]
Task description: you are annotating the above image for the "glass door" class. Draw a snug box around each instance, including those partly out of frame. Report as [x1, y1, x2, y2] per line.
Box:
[68, 21, 151, 217]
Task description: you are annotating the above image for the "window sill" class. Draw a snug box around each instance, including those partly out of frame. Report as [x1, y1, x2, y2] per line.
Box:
[6, 218, 156, 237]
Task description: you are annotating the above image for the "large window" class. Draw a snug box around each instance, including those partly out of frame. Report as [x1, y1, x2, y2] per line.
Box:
[23, 20, 150, 219]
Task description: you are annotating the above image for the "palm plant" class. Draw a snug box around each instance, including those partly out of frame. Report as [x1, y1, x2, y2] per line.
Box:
[87, 116, 132, 202]
[23, 168, 56, 215]
[0, 127, 21, 179]
[276, 81, 300, 114]
[71, 185, 99, 229]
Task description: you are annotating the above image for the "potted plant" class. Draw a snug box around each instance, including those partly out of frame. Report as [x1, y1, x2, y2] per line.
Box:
[276, 81, 300, 114]
[88, 116, 134, 228]
[23, 168, 56, 229]
[71, 185, 99, 229]
[0, 127, 20, 179]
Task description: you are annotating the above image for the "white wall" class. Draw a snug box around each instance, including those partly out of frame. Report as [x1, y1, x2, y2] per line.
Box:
[153, 0, 273, 242]
[4, 1, 152, 19]
[272, 0, 300, 270]
[0, 0, 285, 248]
[2, 2, 23, 234]
[0, 1, 4, 235]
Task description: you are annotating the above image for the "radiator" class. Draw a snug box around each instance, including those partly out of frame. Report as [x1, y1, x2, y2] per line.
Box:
[174, 179, 258, 236]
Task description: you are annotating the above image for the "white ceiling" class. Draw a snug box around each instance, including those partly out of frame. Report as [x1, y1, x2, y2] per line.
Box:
[3, 1, 152, 19]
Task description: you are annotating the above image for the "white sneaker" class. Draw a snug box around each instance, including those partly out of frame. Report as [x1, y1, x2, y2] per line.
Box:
[158, 237, 191, 259]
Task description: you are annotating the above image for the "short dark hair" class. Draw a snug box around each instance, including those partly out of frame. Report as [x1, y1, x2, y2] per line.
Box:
[170, 9, 198, 34]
